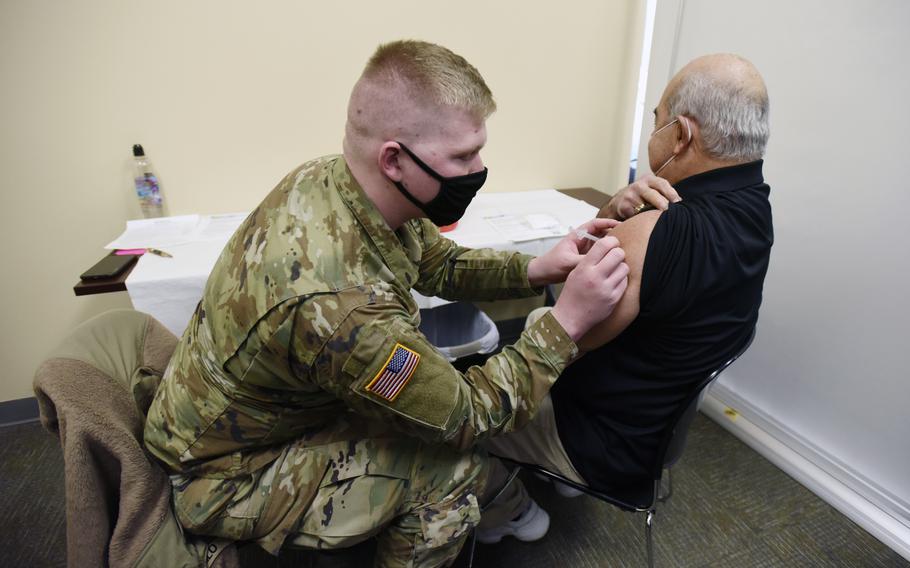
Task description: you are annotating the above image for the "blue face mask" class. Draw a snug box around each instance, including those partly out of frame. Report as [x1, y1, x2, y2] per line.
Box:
[393, 142, 488, 227]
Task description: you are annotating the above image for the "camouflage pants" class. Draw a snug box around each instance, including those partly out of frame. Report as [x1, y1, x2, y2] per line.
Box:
[171, 416, 488, 568]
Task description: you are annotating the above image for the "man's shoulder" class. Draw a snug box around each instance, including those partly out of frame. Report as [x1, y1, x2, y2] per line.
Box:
[226, 153, 356, 274]
[610, 209, 662, 258]
[286, 154, 344, 190]
[200, 154, 370, 349]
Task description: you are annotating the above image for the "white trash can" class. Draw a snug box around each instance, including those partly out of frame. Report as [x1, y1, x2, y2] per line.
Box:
[418, 302, 500, 362]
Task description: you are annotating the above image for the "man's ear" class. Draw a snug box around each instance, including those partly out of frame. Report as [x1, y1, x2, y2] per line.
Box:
[378, 142, 403, 181]
[673, 115, 694, 153]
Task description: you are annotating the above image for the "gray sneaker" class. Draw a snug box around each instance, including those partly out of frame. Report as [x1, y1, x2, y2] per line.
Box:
[476, 498, 550, 544]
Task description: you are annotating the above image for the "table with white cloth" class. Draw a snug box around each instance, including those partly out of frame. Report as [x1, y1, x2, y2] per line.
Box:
[124, 189, 601, 337]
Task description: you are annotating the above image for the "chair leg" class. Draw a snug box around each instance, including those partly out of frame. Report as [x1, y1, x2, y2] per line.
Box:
[466, 530, 478, 568]
[466, 465, 521, 567]
[658, 467, 673, 502]
[646, 508, 655, 568]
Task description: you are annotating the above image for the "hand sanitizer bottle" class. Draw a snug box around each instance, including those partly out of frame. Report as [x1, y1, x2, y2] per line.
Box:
[132, 144, 165, 218]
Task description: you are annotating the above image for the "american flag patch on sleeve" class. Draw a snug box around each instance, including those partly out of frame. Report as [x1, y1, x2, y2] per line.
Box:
[365, 343, 421, 402]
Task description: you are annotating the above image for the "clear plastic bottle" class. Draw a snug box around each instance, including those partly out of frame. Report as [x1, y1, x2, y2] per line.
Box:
[132, 144, 165, 218]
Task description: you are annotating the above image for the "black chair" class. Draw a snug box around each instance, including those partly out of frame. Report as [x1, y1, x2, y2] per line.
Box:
[467, 328, 756, 568]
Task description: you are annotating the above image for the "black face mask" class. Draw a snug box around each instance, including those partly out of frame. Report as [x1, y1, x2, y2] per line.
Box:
[392, 142, 487, 227]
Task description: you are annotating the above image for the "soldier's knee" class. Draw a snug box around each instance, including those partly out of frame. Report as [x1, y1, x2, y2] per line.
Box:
[410, 446, 487, 505]
[373, 448, 487, 563]
[410, 449, 486, 555]
[453, 448, 489, 488]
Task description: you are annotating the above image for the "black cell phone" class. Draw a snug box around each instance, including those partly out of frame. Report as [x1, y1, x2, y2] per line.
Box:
[79, 253, 138, 281]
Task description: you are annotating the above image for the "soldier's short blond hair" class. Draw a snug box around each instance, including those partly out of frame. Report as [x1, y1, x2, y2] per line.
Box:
[361, 40, 496, 119]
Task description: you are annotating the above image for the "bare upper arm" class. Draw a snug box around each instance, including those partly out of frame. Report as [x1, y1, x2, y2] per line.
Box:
[575, 209, 662, 352]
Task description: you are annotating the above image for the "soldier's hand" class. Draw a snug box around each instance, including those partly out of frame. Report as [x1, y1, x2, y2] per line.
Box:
[598, 174, 681, 220]
[527, 218, 620, 287]
[550, 236, 629, 342]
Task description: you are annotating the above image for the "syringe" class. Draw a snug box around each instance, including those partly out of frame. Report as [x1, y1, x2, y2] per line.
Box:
[570, 226, 601, 243]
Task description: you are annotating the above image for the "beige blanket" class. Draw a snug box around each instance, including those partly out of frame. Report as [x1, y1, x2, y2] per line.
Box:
[33, 309, 239, 568]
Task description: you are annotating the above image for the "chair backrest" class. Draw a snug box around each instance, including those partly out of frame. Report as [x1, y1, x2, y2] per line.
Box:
[500, 327, 757, 514]
[33, 309, 238, 568]
[650, 327, 757, 479]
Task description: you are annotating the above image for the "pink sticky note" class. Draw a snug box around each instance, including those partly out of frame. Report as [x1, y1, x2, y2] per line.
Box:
[115, 249, 146, 256]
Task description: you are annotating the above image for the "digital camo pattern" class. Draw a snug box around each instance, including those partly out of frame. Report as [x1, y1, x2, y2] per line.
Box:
[144, 155, 577, 561]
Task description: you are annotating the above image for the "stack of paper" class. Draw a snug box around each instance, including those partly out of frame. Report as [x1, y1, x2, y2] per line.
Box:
[105, 213, 249, 250]
[483, 211, 566, 242]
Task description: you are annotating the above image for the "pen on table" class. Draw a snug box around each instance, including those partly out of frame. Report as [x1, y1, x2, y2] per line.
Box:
[146, 248, 173, 258]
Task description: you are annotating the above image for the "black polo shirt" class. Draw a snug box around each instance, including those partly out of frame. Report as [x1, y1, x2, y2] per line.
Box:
[551, 160, 773, 492]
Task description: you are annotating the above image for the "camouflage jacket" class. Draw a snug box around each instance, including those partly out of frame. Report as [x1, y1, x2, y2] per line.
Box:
[144, 155, 577, 477]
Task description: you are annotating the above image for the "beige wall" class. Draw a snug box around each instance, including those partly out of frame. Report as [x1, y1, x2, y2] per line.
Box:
[0, 0, 644, 402]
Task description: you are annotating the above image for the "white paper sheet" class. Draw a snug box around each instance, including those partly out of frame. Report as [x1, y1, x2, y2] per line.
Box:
[105, 213, 249, 250]
[442, 189, 599, 254]
[483, 211, 566, 242]
[195, 213, 249, 241]
[105, 215, 201, 250]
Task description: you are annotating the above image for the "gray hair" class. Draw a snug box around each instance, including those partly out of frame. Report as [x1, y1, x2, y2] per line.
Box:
[666, 70, 770, 161]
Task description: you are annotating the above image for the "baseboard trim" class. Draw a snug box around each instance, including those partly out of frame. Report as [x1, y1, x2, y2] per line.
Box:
[0, 396, 40, 427]
[702, 387, 910, 562]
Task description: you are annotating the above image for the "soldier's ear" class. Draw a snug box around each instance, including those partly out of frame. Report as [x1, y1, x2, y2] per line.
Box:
[378, 142, 404, 181]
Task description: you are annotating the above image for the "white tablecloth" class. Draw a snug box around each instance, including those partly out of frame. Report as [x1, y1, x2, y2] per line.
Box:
[126, 189, 598, 336]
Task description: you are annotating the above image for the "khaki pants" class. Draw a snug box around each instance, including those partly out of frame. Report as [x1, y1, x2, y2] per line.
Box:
[478, 307, 587, 529]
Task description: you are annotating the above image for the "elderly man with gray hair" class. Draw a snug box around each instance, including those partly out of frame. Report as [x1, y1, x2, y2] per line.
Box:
[478, 53, 774, 543]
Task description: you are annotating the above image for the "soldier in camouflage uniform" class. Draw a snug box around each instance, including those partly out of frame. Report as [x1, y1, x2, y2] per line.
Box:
[144, 40, 630, 567]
